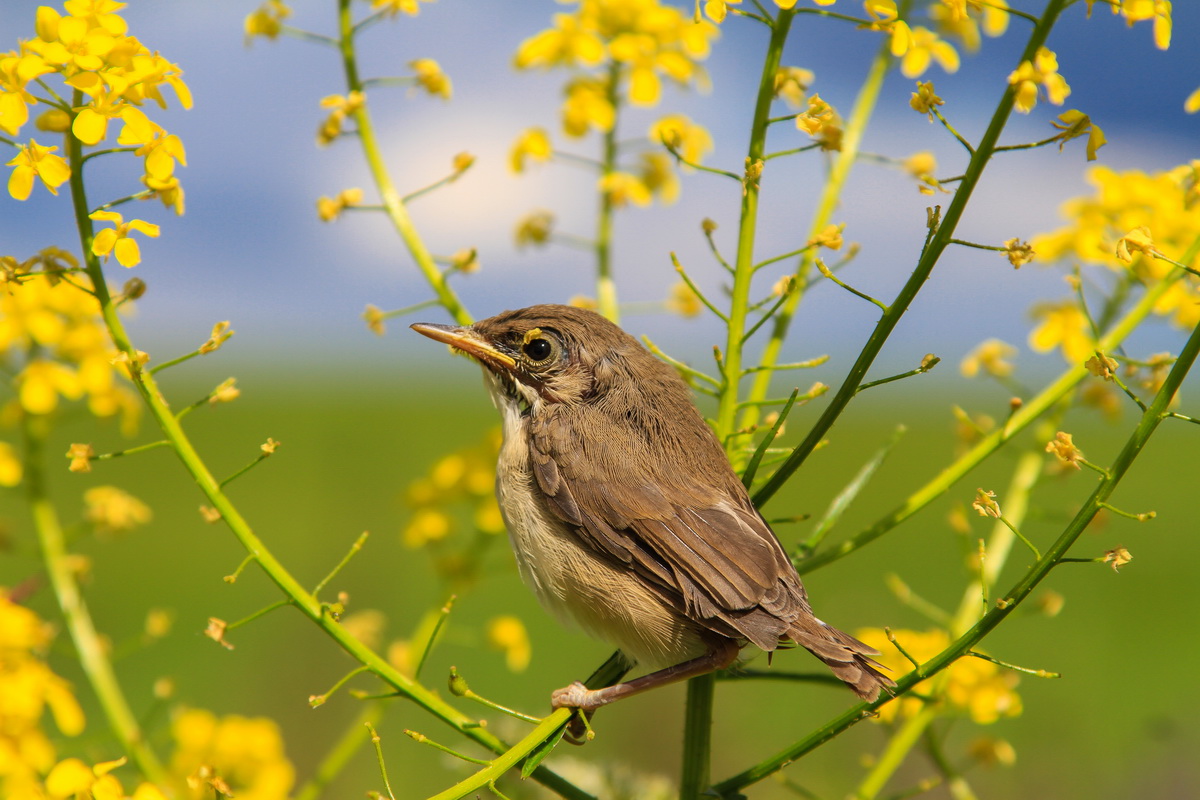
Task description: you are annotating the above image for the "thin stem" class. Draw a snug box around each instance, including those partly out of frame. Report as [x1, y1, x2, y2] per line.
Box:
[754, 0, 1073, 507]
[793, 260, 1177, 577]
[66, 79, 586, 800]
[738, 14, 895, 443]
[24, 415, 172, 788]
[717, 242, 1200, 797]
[336, 0, 472, 326]
[595, 60, 622, 323]
[295, 702, 385, 800]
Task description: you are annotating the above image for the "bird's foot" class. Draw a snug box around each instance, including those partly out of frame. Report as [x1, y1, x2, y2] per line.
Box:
[551, 681, 599, 744]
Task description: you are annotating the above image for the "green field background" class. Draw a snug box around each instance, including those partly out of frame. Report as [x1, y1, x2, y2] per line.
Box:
[4, 363, 1198, 799]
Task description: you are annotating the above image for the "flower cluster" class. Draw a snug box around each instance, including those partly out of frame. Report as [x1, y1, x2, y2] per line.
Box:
[170, 709, 295, 800]
[0, 593, 86, 800]
[857, 628, 1023, 725]
[515, 0, 717, 110]
[1033, 163, 1200, 334]
[2, 2, 191, 210]
[0, 252, 140, 426]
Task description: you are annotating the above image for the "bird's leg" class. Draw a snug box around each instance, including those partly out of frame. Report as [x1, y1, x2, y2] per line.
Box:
[551, 637, 740, 713]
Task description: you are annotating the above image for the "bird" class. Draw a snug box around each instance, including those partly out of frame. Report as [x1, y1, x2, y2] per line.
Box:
[411, 304, 892, 714]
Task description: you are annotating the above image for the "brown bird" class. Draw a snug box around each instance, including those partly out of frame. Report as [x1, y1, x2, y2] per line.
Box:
[411, 304, 891, 713]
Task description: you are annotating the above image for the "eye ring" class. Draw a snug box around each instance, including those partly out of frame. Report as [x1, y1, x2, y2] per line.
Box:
[522, 336, 555, 363]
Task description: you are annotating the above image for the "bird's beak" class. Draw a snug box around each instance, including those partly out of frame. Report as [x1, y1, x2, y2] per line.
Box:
[410, 322, 518, 371]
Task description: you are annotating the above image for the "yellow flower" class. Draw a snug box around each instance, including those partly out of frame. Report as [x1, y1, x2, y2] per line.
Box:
[972, 488, 1001, 518]
[1103, 546, 1132, 572]
[562, 77, 615, 137]
[66, 442, 95, 472]
[169, 709, 295, 800]
[199, 321, 235, 354]
[1008, 47, 1069, 113]
[1029, 301, 1094, 364]
[795, 93, 842, 149]
[316, 91, 364, 146]
[487, 616, 531, 672]
[514, 210, 555, 248]
[509, 127, 553, 173]
[18, 359, 83, 414]
[6, 139, 71, 200]
[1114, 225, 1157, 263]
[856, 628, 1022, 724]
[1120, 0, 1171, 50]
[898, 27, 960, 78]
[84, 486, 152, 535]
[665, 281, 701, 317]
[1049, 110, 1105, 161]
[910, 80, 944, 119]
[514, 13, 605, 69]
[807, 223, 845, 251]
[410, 58, 451, 99]
[650, 114, 713, 165]
[0, 441, 22, 486]
[1186, 86, 1200, 114]
[703, 0, 742, 24]
[773, 66, 814, 108]
[316, 187, 363, 222]
[961, 338, 1016, 378]
[404, 508, 452, 547]
[517, 0, 716, 110]
[1045, 430, 1083, 469]
[0, 593, 88, 794]
[89, 210, 159, 267]
[372, 0, 434, 17]
[930, 0, 1010, 52]
[599, 171, 652, 208]
[862, 0, 912, 57]
[1002, 237, 1035, 267]
[638, 152, 679, 204]
[903, 151, 940, 194]
[244, 1, 292, 42]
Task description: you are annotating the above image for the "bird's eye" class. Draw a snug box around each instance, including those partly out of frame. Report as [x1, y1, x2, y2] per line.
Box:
[522, 337, 554, 363]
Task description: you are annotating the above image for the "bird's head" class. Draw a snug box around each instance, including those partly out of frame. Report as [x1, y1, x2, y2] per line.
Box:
[411, 304, 649, 414]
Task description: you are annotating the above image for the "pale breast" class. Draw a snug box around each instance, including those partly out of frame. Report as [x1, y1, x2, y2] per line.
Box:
[490, 387, 708, 670]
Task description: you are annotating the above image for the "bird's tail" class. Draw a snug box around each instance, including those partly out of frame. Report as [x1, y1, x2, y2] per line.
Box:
[788, 618, 895, 701]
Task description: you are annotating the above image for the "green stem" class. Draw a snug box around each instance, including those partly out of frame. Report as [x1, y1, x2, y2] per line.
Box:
[64, 86, 585, 800]
[681, 11, 795, 799]
[739, 11, 895, 439]
[715, 9, 794, 462]
[716, 305, 1200, 795]
[595, 60, 622, 323]
[679, 674, 716, 800]
[793, 260, 1180, 576]
[295, 702, 385, 800]
[853, 702, 940, 799]
[336, 0, 471, 325]
[23, 416, 171, 788]
[753, 0, 1069, 507]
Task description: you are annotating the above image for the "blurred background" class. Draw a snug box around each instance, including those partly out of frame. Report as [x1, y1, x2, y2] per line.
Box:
[3, 1, 1200, 799]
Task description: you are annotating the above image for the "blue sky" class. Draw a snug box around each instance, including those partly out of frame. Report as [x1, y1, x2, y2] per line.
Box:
[4, 1, 1198, 375]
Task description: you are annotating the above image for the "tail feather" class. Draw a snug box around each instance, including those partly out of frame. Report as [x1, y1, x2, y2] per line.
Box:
[790, 619, 895, 701]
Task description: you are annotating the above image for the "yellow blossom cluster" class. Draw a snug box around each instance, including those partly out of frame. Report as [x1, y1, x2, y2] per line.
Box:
[516, 0, 717, 111]
[404, 431, 506, 583]
[0, 252, 140, 425]
[2, 1, 191, 210]
[856, 628, 1023, 725]
[170, 709, 295, 800]
[1033, 163, 1200, 332]
[0, 592, 87, 800]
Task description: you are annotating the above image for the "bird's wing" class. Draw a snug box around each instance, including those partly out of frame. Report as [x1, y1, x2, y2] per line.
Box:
[528, 404, 804, 649]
